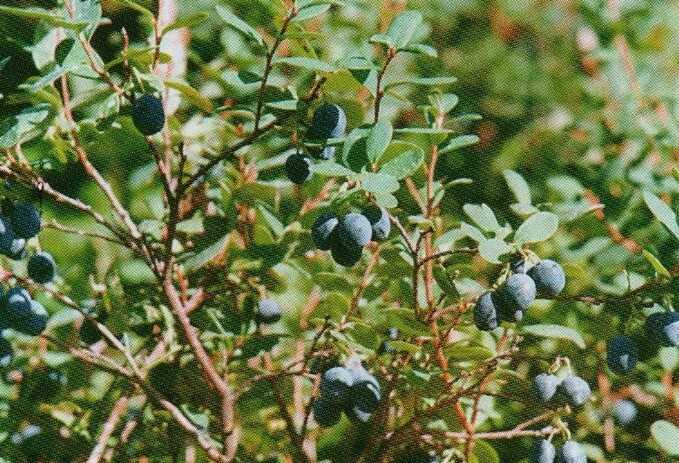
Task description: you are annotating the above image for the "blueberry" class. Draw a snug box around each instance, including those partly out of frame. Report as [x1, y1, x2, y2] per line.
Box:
[531, 439, 556, 463]
[0, 215, 16, 252]
[606, 335, 638, 374]
[4, 286, 32, 322]
[309, 103, 347, 140]
[533, 373, 561, 403]
[15, 300, 48, 336]
[556, 440, 586, 463]
[645, 311, 679, 347]
[348, 366, 381, 415]
[285, 154, 312, 185]
[0, 336, 12, 368]
[502, 273, 537, 310]
[473, 292, 499, 331]
[132, 94, 165, 136]
[528, 260, 566, 297]
[329, 237, 363, 267]
[321, 366, 353, 404]
[3, 238, 26, 260]
[28, 252, 56, 284]
[313, 396, 342, 427]
[611, 400, 637, 426]
[10, 202, 41, 239]
[338, 213, 372, 248]
[255, 299, 282, 324]
[557, 375, 591, 408]
[311, 213, 339, 251]
[362, 205, 391, 241]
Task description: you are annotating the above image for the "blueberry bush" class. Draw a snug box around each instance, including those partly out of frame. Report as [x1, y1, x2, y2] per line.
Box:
[0, 0, 677, 462]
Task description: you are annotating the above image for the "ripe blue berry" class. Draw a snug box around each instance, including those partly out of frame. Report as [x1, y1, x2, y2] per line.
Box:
[503, 273, 537, 310]
[285, 154, 312, 184]
[311, 213, 339, 251]
[5, 286, 32, 322]
[321, 366, 353, 404]
[255, 299, 282, 324]
[511, 258, 528, 274]
[132, 94, 165, 136]
[611, 400, 637, 426]
[28, 252, 56, 284]
[473, 292, 499, 331]
[18, 300, 48, 336]
[606, 335, 638, 374]
[10, 202, 41, 239]
[318, 146, 336, 160]
[556, 440, 586, 463]
[528, 260, 566, 297]
[313, 396, 342, 427]
[533, 373, 561, 403]
[645, 311, 679, 347]
[338, 213, 372, 248]
[309, 104, 347, 140]
[363, 205, 391, 241]
[531, 439, 556, 463]
[557, 375, 591, 408]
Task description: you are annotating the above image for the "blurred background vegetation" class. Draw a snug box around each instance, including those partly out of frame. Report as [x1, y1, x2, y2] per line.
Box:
[0, 0, 677, 462]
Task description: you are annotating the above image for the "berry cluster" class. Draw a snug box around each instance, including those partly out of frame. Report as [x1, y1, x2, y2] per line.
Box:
[0, 201, 56, 364]
[312, 206, 390, 267]
[532, 439, 586, 463]
[474, 258, 566, 331]
[285, 103, 348, 185]
[533, 373, 592, 408]
[605, 309, 678, 376]
[313, 359, 381, 427]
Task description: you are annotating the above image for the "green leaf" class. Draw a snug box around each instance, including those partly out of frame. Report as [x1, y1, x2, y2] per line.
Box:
[651, 420, 679, 455]
[463, 204, 502, 232]
[0, 5, 90, 30]
[215, 5, 265, 48]
[0, 104, 51, 148]
[360, 172, 399, 193]
[273, 56, 337, 72]
[385, 11, 423, 49]
[643, 191, 679, 240]
[374, 192, 398, 208]
[439, 134, 479, 154]
[162, 12, 210, 34]
[478, 238, 512, 264]
[366, 121, 393, 163]
[292, 4, 331, 22]
[445, 345, 494, 361]
[386, 340, 421, 353]
[514, 212, 559, 245]
[118, 0, 154, 18]
[385, 76, 457, 90]
[642, 250, 671, 278]
[521, 324, 586, 349]
[165, 79, 214, 112]
[256, 203, 285, 238]
[473, 441, 500, 463]
[182, 235, 228, 271]
[309, 161, 355, 177]
[378, 146, 424, 180]
[503, 169, 531, 204]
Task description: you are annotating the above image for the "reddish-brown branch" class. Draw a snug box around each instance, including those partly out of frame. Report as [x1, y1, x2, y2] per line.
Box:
[86, 396, 130, 463]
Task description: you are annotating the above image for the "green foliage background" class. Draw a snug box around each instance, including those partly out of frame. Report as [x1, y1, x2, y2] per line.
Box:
[0, 0, 677, 462]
